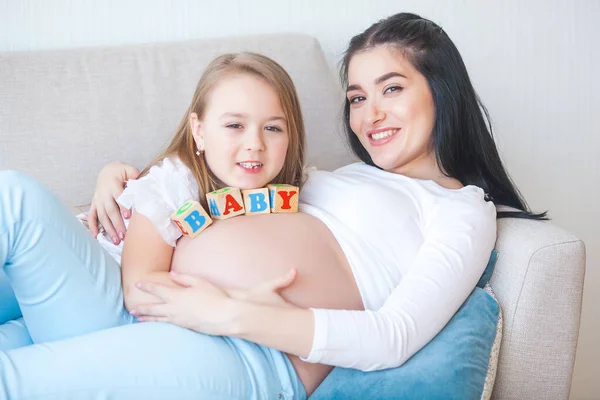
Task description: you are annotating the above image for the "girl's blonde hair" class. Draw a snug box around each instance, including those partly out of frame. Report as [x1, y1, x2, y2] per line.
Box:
[140, 52, 306, 208]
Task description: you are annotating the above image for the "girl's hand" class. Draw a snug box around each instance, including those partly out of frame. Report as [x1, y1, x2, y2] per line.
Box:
[131, 272, 238, 336]
[88, 162, 140, 243]
[132, 269, 298, 334]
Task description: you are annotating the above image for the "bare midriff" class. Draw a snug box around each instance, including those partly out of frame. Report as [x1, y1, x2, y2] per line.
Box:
[170, 212, 364, 396]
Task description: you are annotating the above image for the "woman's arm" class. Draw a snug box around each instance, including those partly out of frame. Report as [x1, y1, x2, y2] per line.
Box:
[89, 162, 140, 243]
[133, 189, 496, 371]
[231, 300, 315, 357]
[294, 191, 497, 371]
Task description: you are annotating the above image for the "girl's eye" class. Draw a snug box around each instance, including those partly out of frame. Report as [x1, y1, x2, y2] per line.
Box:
[265, 125, 282, 132]
[226, 123, 243, 129]
[384, 85, 403, 94]
[350, 96, 365, 104]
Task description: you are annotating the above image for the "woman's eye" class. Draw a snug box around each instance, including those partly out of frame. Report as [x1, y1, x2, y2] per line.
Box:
[350, 96, 365, 104]
[265, 125, 282, 132]
[384, 85, 403, 94]
[226, 123, 243, 129]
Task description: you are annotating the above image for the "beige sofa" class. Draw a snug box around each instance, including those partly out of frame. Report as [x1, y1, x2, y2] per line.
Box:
[0, 34, 586, 399]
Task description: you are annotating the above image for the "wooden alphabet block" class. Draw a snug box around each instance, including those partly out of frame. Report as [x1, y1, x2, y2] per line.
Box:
[205, 187, 245, 220]
[267, 184, 299, 213]
[170, 200, 213, 238]
[242, 188, 271, 216]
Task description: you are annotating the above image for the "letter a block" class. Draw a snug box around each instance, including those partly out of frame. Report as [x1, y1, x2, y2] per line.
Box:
[205, 187, 245, 220]
[242, 188, 271, 216]
[267, 184, 299, 213]
[170, 200, 213, 238]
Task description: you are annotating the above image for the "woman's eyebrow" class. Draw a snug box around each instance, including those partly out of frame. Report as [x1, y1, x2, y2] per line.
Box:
[347, 71, 407, 92]
[375, 71, 406, 85]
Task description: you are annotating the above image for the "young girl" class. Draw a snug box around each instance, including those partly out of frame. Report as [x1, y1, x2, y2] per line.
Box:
[115, 52, 305, 312]
[0, 52, 307, 397]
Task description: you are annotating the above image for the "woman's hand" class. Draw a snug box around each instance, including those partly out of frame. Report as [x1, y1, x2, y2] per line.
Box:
[88, 162, 140, 243]
[132, 269, 298, 335]
[226, 268, 297, 309]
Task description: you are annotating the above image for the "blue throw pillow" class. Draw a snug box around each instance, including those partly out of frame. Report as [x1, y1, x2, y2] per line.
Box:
[477, 250, 498, 289]
[310, 251, 501, 400]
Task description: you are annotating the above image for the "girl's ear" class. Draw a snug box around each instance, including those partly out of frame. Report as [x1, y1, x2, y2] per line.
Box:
[189, 112, 205, 152]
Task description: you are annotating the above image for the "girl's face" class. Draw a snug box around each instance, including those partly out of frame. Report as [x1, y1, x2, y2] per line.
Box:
[191, 74, 289, 189]
[346, 45, 439, 180]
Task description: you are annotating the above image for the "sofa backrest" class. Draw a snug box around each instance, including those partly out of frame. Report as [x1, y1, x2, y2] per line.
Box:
[0, 34, 355, 207]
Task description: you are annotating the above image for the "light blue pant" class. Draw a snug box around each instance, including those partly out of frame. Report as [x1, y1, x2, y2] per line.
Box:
[0, 170, 305, 400]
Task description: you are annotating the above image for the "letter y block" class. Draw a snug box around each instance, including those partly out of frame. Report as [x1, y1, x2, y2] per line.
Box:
[267, 184, 299, 213]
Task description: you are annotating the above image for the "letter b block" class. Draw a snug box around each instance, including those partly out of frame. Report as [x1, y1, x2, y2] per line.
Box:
[205, 187, 245, 220]
[242, 188, 271, 216]
[170, 200, 213, 238]
[267, 184, 299, 213]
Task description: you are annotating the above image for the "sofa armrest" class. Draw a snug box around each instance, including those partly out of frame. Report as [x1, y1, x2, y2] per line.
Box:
[490, 217, 585, 400]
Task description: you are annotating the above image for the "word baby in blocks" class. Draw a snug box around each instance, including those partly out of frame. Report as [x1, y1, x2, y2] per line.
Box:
[206, 187, 245, 220]
[267, 184, 299, 213]
[170, 200, 213, 238]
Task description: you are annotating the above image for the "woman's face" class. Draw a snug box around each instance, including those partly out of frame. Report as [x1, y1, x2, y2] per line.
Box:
[347, 45, 438, 179]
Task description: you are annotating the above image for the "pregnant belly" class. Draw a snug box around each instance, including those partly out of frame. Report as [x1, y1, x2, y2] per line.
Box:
[170, 212, 364, 395]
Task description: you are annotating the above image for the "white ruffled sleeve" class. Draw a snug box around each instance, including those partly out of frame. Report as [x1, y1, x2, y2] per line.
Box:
[117, 157, 199, 247]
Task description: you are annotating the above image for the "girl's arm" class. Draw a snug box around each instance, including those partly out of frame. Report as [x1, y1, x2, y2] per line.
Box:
[111, 158, 194, 312]
[121, 210, 178, 312]
[132, 271, 315, 357]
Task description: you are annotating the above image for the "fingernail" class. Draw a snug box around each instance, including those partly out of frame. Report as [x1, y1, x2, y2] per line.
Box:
[123, 210, 131, 219]
[113, 237, 119, 244]
[118, 232, 124, 240]
[130, 310, 137, 315]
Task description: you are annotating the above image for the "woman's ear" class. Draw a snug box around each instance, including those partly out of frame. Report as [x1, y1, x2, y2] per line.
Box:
[189, 112, 205, 152]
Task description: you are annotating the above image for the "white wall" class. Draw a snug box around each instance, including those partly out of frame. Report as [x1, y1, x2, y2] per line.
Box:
[2, 0, 598, 398]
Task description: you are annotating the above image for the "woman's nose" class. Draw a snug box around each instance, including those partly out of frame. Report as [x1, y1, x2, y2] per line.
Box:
[364, 100, 385, 125]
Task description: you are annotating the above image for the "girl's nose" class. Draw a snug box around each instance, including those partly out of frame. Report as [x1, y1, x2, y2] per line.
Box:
[244, 128, 265, 151]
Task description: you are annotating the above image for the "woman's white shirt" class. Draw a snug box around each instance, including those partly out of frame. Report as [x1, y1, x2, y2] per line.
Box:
[299, 162, 497, 371]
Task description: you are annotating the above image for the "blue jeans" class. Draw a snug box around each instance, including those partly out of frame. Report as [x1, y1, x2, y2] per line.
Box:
[0, 170, 305, 400]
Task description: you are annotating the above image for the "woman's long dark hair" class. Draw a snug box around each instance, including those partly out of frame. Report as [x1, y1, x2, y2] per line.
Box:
[341, 13, 546, 220]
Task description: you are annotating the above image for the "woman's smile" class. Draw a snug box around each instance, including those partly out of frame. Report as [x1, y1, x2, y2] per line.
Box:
[367, 128, 400, 146]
